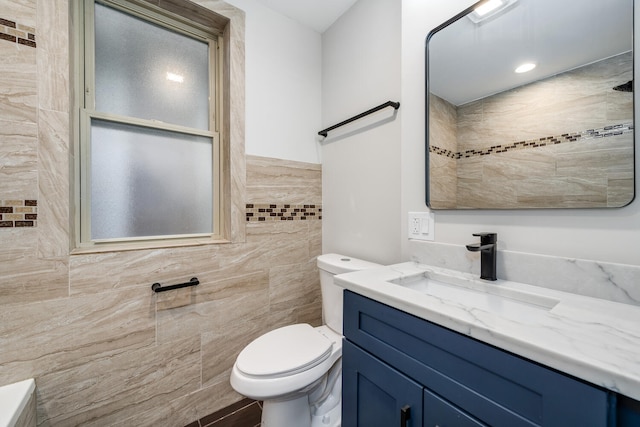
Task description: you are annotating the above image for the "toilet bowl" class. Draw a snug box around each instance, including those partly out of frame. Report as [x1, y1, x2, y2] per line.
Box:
[230, 254, 381, 427]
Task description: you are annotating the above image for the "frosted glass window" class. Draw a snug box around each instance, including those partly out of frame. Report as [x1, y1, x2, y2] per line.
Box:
[94, 3, 210, 130]
[90, 119, 213, 240]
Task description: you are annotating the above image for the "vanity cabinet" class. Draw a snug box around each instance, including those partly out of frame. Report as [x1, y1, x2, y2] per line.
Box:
[342, 290, 615, 427]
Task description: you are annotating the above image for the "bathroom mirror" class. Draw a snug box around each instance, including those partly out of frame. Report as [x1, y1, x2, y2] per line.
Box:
[426, 0, 635, 209]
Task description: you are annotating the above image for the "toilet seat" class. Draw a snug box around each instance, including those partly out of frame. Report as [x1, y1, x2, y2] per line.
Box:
[236, 324, 333, 378]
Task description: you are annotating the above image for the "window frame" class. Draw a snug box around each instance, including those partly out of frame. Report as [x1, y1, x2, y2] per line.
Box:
[74, 0, 225, 250]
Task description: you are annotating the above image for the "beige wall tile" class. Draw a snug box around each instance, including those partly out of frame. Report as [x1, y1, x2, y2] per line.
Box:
[247, 155, 322, 204]
[37, 109, 69, 258]
[0, 0, 36, 28]
[37, 337, 200, 426]
[0, 288, 155, 386]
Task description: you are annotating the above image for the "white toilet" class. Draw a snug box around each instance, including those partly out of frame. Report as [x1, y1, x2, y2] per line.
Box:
[230, 253, 381, 427]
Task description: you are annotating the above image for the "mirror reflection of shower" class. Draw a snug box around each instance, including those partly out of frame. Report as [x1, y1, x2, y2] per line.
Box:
[426, 0, 634, 210]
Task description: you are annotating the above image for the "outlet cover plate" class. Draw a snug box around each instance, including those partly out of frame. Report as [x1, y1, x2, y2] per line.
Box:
[408, 212, 435, 241]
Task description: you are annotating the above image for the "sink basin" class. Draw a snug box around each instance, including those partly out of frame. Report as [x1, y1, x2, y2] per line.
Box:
[388, 269, 560, 321]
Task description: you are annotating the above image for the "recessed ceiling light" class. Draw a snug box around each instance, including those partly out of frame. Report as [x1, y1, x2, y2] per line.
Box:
[166, 72, 184, 83]
[468, 0, 518, 23]
[475, 0, 504, 17]
[515, 63, 536, 73]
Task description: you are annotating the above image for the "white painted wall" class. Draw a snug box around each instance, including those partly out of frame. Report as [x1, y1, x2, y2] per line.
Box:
[400, 0, 640, 266]
[224, 0, 323, 163]
[320, 0, 402, 264]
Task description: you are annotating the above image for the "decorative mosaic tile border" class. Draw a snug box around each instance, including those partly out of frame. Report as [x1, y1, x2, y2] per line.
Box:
[431, 123, 633, 160]
[0, 200, 38, 227]
[246, 203, 322, 222]
[0, 17, 36, 48]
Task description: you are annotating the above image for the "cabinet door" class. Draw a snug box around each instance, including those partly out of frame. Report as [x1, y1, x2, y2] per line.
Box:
[343, 340, 423, 427]
[423, 388, 486, 427]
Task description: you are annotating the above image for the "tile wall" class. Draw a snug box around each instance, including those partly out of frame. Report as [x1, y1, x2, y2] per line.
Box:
[429, 52, 634, 209]
[0, 0, 322, 426]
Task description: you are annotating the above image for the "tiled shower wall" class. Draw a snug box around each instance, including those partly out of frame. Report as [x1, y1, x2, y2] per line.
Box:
[0, 1, 322, 426]
[429, 52, 634, 209]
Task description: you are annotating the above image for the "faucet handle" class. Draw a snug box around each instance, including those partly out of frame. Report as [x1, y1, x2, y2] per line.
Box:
[472, 232, 497, 244]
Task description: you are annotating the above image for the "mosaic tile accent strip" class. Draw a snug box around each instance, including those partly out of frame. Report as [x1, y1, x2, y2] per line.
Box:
[0, 200, 37, 228]
[431, 123, 633, 160]
[0, 17, 36, 48]
[246, 203, 322, 222]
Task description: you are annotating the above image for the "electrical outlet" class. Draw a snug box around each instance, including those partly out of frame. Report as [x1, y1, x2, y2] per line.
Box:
[408, 212, 435, 241]
[410, 217, 421, 234]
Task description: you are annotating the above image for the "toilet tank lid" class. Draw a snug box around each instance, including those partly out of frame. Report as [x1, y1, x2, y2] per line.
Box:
[317, 253, 382, 275]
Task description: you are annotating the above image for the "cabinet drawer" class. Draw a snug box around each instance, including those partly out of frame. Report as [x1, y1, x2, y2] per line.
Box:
[344, 291, 612, 426]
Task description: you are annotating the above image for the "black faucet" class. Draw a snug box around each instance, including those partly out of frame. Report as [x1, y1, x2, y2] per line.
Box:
[466, 233, 497, 281]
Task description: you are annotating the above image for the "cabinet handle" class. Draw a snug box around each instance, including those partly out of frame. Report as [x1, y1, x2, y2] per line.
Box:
[400, 405, 411, 427]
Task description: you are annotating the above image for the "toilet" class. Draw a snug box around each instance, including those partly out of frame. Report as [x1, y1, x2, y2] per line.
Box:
[230, 253, 381, 427]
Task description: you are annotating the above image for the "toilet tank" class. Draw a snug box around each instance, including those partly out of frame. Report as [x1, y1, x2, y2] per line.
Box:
[317, 254, 382, 334]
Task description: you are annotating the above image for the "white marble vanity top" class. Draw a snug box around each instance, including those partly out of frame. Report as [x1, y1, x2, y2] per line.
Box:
[335, 262, 640, 401]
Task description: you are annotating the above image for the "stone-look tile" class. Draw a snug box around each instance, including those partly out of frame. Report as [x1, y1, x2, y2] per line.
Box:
[429, 156, 457, 209]
[37, 109, 70, 258]
[516, 177, 608, 208]
[247, 155, 322, 204]
[0, 288, 155, 386]
[36, 0, 69, 114]
[37, 336, 200, 426]
[309, 220, 322, 257]
[37, 50, 69, 113]
[290, 300, 323, 327]
[269, 259, 320, 313]
[156, 270, 270, 344]
[0, 120, 37, 198]
[36, 0, 68, 54]
[70, 244, 220, 295]
[429, 93, 457, 153]
[608, 175, 635, 207]
[219, 221, 312, 273]
[0, 0, 36, 29]
[0, 33, 37, 127]
[0, 242, 68, 305]
[0, 36, 36, 87]
[201, 313, 269, 388]
[428, 93, 458, 208]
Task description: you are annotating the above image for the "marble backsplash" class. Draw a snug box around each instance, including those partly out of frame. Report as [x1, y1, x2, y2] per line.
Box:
[411, 240, 640, 306]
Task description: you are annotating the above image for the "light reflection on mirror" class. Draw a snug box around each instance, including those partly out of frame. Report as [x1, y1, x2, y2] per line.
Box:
[426, 0, 634, 209]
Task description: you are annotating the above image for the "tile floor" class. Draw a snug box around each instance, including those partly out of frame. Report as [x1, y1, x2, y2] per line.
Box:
[185, 399, 261, 427]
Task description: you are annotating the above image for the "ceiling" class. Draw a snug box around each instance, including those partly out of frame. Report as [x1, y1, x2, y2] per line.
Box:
[260, 0, 357, 33]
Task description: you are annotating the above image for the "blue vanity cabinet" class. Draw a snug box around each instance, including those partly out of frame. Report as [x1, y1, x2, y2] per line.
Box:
[343, 340, 423, 426]
[618, 396, 640, 426]
[342, 290, 614, 427]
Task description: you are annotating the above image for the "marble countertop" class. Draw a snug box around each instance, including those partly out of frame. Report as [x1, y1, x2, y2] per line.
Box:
[335, 262, 640, 401]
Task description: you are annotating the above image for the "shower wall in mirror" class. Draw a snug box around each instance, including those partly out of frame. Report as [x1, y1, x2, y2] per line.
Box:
[426, 0, 634, 209]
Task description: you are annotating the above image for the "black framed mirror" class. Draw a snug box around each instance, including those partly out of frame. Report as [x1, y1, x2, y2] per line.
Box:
[426, 0, 634, 209]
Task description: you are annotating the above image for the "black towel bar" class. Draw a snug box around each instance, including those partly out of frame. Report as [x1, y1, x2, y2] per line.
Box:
[318, 100, 400, 137]
[151, 277, 199, 293]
